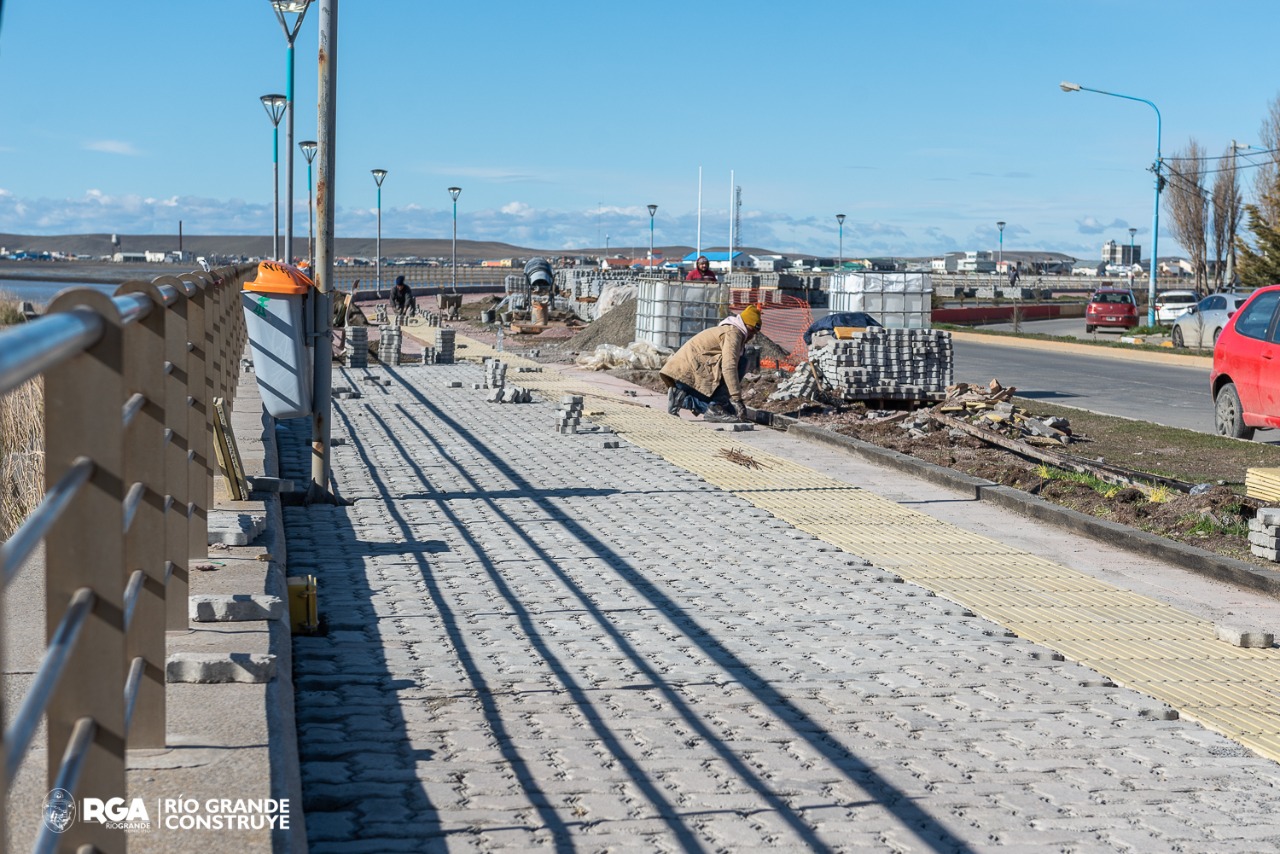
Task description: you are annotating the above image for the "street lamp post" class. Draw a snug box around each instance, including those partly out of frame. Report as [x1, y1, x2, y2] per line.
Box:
[1060, 80, 1162, 326]
[448, 187, 461, 293]
[836, 214, 846, 270]
[260, 94, 287, 261]
[1128, 226, 1137, 286]
[270, 0, 313, 264]
[299, 140, 317, 271]
[647, 204, 658, 272]
[372, 169, 387, 295]
[996, 221, 1006, 269]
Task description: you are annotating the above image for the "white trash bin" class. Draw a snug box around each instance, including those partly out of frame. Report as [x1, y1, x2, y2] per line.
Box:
[242, 261, 314, 419]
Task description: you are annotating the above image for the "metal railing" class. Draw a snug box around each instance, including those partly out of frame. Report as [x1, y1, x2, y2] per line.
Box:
[0, 265, 251, 853]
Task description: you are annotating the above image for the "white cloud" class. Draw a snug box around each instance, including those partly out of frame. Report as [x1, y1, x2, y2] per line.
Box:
[83, 140, 142, 156]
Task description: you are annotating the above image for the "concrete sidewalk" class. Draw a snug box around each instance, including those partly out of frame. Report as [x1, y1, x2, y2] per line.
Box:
[278, 339, 1280, 852]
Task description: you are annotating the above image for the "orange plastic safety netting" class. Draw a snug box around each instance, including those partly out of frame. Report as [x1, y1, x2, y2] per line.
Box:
[728, 288, 814, 371]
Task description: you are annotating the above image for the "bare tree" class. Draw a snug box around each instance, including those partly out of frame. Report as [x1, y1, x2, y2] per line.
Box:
[1256, 94, 1280, 227]
[1212, 145, 1243, 289]
[1164, 138, 1209, 292]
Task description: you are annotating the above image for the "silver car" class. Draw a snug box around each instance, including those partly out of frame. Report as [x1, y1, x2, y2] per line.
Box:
[1170, 292, 1249, 349]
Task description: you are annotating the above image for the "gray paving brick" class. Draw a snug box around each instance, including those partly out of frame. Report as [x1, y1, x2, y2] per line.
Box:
[279, 362, 1280, 853]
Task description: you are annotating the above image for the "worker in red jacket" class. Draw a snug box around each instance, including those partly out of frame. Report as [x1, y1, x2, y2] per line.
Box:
[685, 255, 718, 282]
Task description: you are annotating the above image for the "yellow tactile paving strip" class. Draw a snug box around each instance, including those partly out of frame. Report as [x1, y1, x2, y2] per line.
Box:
[443, 337, 1280, 761]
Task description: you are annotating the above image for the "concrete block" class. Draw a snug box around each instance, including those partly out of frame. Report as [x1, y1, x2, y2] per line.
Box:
[1257, 507, 1280, 526]
[166, 652, 277, 683]
[190, 594, 285, 623]
[449, 381, 463, 388]
[247, 476, 293, 494]
[1251, 544, 1280, 562]
[1216, 624, 1274, 648]
[602, 441, 620, 449]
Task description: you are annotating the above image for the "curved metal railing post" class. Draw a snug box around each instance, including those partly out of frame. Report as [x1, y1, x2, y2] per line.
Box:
[115, 279, 169, 750]
[152, 276, 195, 633]
[42, 288, 128, 854]
[179, 272, 213, 581]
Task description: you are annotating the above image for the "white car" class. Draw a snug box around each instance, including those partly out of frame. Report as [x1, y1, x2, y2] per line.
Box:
[1170, 292, 1250, 349]
[1154, 290, 1199, 324]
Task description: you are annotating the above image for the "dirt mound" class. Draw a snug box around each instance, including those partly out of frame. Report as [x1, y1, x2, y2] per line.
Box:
[569, 300, 637, 352]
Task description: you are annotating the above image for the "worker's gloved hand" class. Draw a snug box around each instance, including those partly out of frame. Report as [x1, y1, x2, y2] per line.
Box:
[733, 401, 749, 422]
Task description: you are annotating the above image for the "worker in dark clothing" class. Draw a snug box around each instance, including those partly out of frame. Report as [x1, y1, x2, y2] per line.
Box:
[390, 275, 415, 320]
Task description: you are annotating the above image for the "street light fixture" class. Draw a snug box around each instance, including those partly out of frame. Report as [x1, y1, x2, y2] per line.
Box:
[299, 140, 317, 271]
[448, 187, 462, 293]
[1060, 80, 1163, 326]
[260, 94, 287, 260]
[372, 169, 387, 295]
[270, 0, 313, 264]
[836, 214, 846, 270]
[996, 221, 1006, 269]
[647, 204, 658, 272]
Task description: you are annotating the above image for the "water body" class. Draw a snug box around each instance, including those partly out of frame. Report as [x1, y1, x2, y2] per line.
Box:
[0, 278, 117, 304]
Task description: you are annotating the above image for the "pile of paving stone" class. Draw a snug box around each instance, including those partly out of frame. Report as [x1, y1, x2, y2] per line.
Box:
[347, 326, 369, 368]
[1249, 508, 1280, 562]
[769, 328, 954, 404]
[377, 323, 403, 365]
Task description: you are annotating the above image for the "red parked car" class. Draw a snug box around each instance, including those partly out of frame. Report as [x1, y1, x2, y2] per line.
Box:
[1210, 285, 1280, 439]
[1084, 287, 1139, 333]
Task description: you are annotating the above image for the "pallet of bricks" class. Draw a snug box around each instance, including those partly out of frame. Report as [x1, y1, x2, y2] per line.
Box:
[810, 327, 954, 403]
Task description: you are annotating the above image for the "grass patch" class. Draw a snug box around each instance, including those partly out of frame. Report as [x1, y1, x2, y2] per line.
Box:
[1, 378, 44, 539]
[1017, 396, 1280, 487]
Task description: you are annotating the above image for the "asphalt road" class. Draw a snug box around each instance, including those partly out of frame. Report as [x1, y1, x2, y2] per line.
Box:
[951, 332, 1221, 433]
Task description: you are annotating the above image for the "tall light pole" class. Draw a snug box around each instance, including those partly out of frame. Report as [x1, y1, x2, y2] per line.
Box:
[300, 140, 317, 271]
[260, 94, 287, 260]
[996, 221, 1006, 269]
[270, 0, 312, 263]
[448, 187, 462, 293]
[647, 204, 658, 271]
[372, 169, 387, 295]
[1128, 225, 1137, 272]
[1060, 81, 1162, 326]
[836, 213, 846, 270]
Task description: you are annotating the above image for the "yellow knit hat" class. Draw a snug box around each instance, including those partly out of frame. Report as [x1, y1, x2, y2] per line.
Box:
[740, 304, 762, 329]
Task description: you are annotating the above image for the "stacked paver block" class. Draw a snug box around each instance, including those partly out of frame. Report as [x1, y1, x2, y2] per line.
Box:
[768, 363, 819, 402]
[346, 326, 369, 368]
[434, 328, 456, 364]
[811, 327, 953, 402]
[1250, 507, 1280, 561]
[483, 358, 507, 389]
[556, 395, 584, 433]
[488, 385, 532, 404]
[377, 323, 402, 365]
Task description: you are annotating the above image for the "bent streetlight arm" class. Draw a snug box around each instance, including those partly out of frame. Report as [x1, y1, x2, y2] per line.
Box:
[1061, 80, 1163, 325]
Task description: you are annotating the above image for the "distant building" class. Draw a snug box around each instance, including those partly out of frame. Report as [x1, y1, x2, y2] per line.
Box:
[957, 251, 996, 274]
[931, 254, 960, 274]
[1102, 239, 1141, 265]
[1071, 261, 1105, 277]
[113, 251, 149, 263]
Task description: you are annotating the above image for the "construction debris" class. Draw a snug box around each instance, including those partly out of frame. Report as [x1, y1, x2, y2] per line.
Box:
[717, 448, 765, 470]
[1246, 468, 1280, 503]
[934, 380, 1073, 446]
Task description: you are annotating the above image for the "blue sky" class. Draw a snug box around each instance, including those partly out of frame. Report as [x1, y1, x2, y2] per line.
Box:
[2, 1, 1279, 260]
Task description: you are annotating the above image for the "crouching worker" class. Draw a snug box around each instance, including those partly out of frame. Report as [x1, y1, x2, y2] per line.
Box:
[660, 304, 761, 423]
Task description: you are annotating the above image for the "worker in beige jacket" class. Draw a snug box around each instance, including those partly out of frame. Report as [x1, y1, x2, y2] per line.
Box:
[660, 304, 761, 423]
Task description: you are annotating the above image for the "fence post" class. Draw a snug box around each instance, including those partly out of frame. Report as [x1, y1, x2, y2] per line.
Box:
[179, 273, 212, 597]
[116, 281, 170, 750]
[43, 289, 127, 854]
[155, 277, 194, 632]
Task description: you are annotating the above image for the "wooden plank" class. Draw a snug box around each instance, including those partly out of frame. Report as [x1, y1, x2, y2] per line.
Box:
[212, 397, 249, 501]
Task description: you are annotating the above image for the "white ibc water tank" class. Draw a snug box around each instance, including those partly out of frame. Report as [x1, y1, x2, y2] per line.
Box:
[829, 272, 933, 329]
[634, 278, 724, 351]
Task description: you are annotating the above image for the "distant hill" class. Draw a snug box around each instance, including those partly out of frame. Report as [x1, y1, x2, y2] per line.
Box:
[0, 233, 789, 263]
